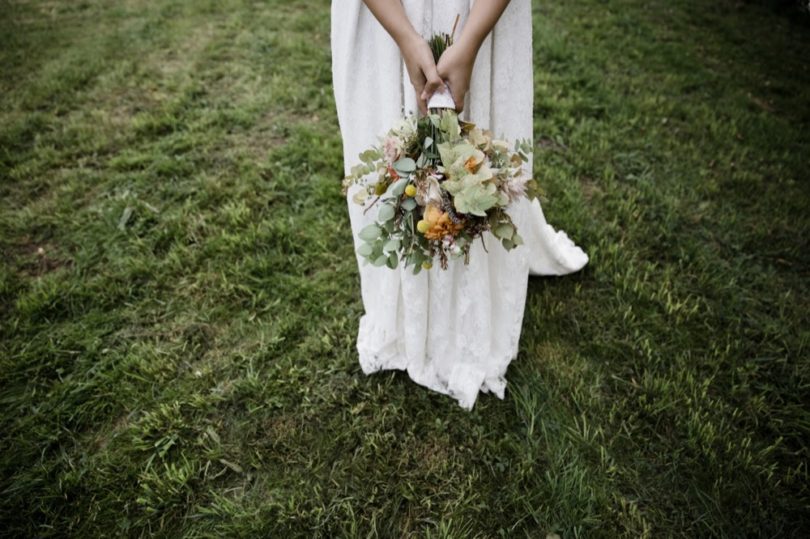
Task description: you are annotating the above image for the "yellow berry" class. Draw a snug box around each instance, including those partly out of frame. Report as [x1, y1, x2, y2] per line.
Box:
[421, 260, 433, 270]
[416, 220, 430, 233]
[404, 184, 417, 197]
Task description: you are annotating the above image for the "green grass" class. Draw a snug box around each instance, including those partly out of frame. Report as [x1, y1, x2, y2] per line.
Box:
[1, 0, 808, 536]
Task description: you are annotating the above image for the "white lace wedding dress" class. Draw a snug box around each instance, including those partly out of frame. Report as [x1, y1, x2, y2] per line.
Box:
[331, 0, 589, 410]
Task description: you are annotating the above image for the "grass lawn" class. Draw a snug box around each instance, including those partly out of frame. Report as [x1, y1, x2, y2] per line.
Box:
[1, 0, 808, 536]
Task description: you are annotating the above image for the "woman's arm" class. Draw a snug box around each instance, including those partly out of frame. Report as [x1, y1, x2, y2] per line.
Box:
[437, 0, 511, 112]
[362, 0, 445, 114]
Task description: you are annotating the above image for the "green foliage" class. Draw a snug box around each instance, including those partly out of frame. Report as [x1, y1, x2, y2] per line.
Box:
[355, 184, 429, 273]
[428, 33, 452, 64]
[444, 175, 499, 216]
[0, 0, 808, 537]
[392, 157, 416, 176]
[437, 110, 462, 141]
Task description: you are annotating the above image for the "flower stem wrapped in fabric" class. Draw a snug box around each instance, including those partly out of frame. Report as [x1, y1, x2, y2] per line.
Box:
[341, 28, 542, 273]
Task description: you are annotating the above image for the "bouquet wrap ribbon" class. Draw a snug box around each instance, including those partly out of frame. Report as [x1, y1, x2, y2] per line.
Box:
[427, 82, 455, 110]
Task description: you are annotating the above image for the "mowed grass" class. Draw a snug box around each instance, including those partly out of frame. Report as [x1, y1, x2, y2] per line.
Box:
[1, 0, 808, 536]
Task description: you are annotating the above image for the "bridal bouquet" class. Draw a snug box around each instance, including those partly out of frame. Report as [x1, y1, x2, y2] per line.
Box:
[342, 28, 540, 274]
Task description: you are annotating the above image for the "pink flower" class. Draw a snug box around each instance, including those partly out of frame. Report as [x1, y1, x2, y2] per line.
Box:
[503, 175, 529, 203]
[383, 136, 402, 165]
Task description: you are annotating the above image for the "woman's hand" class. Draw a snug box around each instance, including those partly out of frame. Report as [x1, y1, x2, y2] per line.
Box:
[361, 0, 443, 114]
[399, 34, 445, 114]
[435, 42, 475, 112]
[362, 0, 511, 114]
[435, 0, 512, 113]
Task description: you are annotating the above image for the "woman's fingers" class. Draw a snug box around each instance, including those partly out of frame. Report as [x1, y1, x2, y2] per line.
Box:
[435, 43, 473, 112]
[420, 65, 445, 103]
[408, 64, 428, 113]
[442, 77, 466, 112]
[417, 98, 427, 114]
[413, 78, 428, 114]
[452, 86, 465, 112]
[416, 60, 442, 114]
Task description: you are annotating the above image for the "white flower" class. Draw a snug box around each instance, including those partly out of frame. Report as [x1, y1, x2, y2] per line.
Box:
[416, 173, 443, 206]
[392, 116, 417, 142]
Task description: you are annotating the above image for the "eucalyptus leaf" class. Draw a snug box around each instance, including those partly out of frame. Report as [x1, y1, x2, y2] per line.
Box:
[383, 239, 401, 253]
[494, 223, 515, 240]
[377, 203, 395, 222]
[359, 149, 379, 163]
[372, 255, 388, 267]
[512, 232, 524, 246]
[356, 243, 373, 257]
[358, 223, 382, 241]
[389, 178, 407, 197]
[386, 252, 398, 269]
[502, 238, 515, 250]
[393, 157, 416, 175]
[401, 198, 417, 211]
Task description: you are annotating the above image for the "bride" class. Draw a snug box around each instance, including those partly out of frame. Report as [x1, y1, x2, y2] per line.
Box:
[331, 0, 589, 410]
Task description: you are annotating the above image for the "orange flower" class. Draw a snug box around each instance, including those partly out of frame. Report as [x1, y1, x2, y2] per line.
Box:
[422, 204, 464, 240]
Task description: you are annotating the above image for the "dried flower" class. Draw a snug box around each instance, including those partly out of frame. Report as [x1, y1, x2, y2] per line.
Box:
[423, 204, 464, 240]
[415, 173, 443, 207]
[502, 175, 529, 204]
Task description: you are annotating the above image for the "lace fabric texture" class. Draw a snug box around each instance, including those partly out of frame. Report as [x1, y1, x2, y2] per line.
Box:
[331, 0, 589, 410]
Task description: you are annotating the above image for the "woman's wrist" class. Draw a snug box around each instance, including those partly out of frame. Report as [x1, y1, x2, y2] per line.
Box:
[455, 29, 484, 59]
[452, 0, 511, 65]
[393, 27, 421, 50]
[453, 33, 482, 67]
